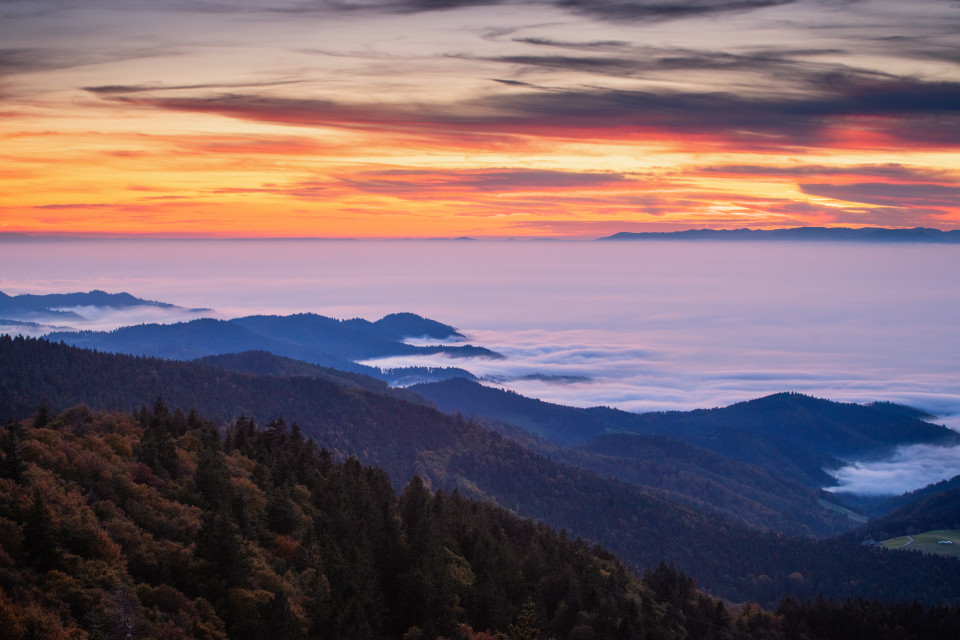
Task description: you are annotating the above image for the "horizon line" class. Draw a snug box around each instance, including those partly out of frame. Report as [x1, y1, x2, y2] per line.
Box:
[3, 225, 960, 242]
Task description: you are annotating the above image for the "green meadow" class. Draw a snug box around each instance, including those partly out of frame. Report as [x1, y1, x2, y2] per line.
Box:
[881, 530, 960, 558]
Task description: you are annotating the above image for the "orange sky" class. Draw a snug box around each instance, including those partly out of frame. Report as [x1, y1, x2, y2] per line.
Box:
[2, 0, 959, 238]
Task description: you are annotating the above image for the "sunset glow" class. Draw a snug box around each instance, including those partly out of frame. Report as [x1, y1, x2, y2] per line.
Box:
[3, 0, 960, 237]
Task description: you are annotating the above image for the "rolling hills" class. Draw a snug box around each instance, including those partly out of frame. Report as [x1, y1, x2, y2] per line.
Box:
[46, 312, 497, 380]
[410, 378, 958, 489]
[3, 335, 960, 606]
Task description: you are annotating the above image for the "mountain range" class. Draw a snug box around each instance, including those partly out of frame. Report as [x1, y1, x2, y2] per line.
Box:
[600, 226, 960, 243]
[410, 378, 957, 485]
[44, 312, 496, 383]
[4, 335, 960, 608]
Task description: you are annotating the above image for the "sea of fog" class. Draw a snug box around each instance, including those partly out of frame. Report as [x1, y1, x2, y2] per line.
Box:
[2, 238, 959, 494]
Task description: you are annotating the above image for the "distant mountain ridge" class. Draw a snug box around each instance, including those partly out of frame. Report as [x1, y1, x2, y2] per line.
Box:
[599, 226, 960, 242]
[45, 312, 499, 379]
[410, 379, 959, 488]
[0, 288, 207, 321]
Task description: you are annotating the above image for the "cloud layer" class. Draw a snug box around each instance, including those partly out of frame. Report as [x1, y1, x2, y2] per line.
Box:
[830, 445, 960, 495]
[4, 237, 959, 492]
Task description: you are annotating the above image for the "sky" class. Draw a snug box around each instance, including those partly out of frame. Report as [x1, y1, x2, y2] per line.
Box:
[3, 0, 960, 238]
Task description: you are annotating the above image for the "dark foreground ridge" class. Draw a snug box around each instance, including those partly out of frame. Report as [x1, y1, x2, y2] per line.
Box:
[3, 336, 960, 608]
[599, 226, 960, 243]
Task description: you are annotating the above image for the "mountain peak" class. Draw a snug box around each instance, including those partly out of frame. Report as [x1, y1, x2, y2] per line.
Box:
[373, 312, 463, 340]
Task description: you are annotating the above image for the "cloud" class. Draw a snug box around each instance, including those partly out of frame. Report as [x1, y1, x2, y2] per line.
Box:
[467, 53, 645, 77]
[49, 304, 219, 331]
[829, 444, 960, 495]
[469, 42, 878, 88]
[33, 203, 119, 210]
[699, 163, 958, 181]
[340, 168, 636, 195]
[4, 238, 958, 439]
[800, 183, 960, 208]
[554, 0, 796, 22]
[172, 134, 329, 156]
[97, 71, 960, 152]
[0, 48, 50, 74]
[280, 0, 797, 22]
[83, 80, 304, 94]
[0, 301, 218, 335]
[512, 37, 630, 50]
[1, 43, 189, 81]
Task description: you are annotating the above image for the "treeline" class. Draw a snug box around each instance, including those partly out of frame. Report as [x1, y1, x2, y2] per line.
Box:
[3, 405, 960, 639]
[3, 336, 960, 607]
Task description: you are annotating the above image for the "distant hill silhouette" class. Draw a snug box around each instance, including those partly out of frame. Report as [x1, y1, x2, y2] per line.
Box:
[371, 311, 465, 341]
[599, 226, 960, 243]
[0, 288, 206, 321]
[46, 312, 500, 375]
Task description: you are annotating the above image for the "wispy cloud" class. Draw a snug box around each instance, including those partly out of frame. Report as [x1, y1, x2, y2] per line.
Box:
[83, 80, 304, 94]
[97, 72, 960, 153]
[699, 163, 958, 181]
[554, 0, 796, 22]
[471, 42, 872, 86]
[275, 0, 797, 22]
[800, 183, 960, 209]
[830, 444, 960, 495]
[340, 168, 636, 195]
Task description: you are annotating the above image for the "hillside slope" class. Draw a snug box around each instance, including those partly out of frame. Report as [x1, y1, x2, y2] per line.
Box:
[412, 379, 958, 487]
[0, 407, 675, 639]
[46, 312, 497, 376]
[3, 336, 960, 606]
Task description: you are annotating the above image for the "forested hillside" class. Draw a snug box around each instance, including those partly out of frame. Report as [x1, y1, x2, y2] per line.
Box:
[3, 336, 960, 607]
[0, 405, 686, 639]
[3, 405, 960, 639]
[848, 485, 960, 543]
[45, 313, 494, 369]
[195, 351, 477, 389]
[411, 379, 959, 487]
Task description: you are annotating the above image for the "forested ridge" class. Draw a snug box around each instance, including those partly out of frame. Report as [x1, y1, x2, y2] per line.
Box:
[846, 485, 960, 543]
[44, 313, 495, 374]
[3, 336, 960, 608]
[411, 379, 958, 484]
[464, 416, 853, 537]
[2, 405, 960, 639]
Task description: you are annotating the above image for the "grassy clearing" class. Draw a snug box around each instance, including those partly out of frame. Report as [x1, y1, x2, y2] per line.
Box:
[880, 530, 960, 558]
